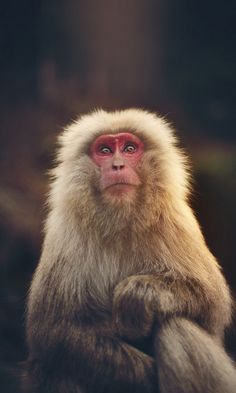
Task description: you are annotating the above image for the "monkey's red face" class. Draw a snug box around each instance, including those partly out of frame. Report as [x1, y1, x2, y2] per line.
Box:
[90, 133, 144, 197]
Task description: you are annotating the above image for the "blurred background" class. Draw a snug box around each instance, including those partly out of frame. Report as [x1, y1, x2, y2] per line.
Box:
[0, 0, 235, 391]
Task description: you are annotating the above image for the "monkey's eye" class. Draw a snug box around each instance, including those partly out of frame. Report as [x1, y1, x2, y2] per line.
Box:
[99, 146, 112, 154]
[123, 143, 137, 153]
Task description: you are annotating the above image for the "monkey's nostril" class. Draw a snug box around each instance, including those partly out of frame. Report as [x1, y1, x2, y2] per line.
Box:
[112, 164, 125, 170]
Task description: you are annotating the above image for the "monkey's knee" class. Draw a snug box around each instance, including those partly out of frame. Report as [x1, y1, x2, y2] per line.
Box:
[155, 317, 236, 393]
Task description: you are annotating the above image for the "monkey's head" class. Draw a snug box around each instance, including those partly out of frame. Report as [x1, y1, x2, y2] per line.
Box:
[50, 109, 190, 234]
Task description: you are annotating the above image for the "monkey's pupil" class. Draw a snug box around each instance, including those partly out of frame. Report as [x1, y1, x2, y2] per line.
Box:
[100, 147, 111, 154]
[124, 144, 136, 153]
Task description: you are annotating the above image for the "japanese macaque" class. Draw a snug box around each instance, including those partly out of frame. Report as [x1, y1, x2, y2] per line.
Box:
[24, 109, 236, 393]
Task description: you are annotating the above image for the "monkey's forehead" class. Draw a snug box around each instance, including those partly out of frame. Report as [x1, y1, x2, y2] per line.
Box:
[57, 108, 177, 161]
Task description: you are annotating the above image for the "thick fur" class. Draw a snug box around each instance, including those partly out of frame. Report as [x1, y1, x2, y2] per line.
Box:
[24, 109, 236, 392]
[156, 318, 236, 393]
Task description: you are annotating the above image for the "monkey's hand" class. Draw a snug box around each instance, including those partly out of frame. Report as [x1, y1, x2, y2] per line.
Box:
[112, 275, 158, 340]
[113, 273, 213, 340]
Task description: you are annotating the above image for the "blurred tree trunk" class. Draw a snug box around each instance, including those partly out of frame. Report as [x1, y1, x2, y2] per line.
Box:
[38, 0, 166, 108]
[82, 0, 165, 105]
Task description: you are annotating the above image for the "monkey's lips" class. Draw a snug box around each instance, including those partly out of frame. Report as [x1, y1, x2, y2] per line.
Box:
[100, 170, 141, 196]
[102, 181, 140, 197]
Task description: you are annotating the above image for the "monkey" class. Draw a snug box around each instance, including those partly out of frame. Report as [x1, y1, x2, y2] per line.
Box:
[23, 109, 236, 393]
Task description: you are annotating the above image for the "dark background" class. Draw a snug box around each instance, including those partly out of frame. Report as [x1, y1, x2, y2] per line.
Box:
[0, 1, 236, 391]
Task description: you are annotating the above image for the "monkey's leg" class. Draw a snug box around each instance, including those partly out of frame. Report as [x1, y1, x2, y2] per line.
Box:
[24, 326, 158, 393]
[22, 366, 85, 393]
[155, 317, 236, 393]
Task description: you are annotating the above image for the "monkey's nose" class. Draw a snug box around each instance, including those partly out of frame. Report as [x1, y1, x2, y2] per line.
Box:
[112, 162, 125, 170]
[112, 157, 125, 170]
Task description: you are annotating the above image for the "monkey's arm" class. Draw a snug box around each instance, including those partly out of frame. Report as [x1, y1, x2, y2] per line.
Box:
[112, 274, 227, 341]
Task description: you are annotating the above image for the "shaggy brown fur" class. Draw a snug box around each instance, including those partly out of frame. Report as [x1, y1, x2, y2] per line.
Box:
[24, 109, 236, 393]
